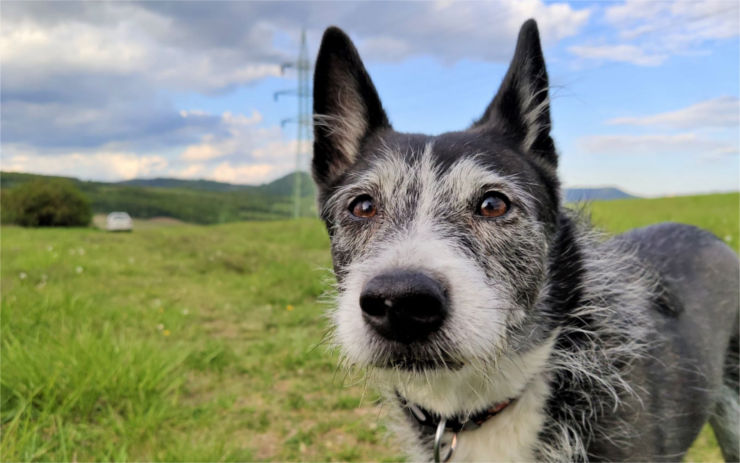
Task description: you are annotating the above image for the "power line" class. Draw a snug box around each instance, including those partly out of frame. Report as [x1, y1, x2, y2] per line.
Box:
[275, 29, 311, 219]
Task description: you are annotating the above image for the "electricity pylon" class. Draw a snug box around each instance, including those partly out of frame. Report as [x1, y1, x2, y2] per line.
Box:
[275, 30, 311, 219]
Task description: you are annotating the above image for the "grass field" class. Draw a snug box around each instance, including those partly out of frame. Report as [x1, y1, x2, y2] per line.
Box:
[2, 193, 737, 462]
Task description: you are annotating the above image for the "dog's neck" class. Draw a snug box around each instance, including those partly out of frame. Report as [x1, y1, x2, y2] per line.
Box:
[384, 335, 559, 461]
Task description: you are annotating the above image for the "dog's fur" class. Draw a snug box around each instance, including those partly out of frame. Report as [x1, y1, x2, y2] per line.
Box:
[311, 20, 740, 462]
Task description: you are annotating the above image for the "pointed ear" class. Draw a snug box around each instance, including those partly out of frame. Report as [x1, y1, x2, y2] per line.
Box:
[472, 19, 556, 167]
[312, 27, 390, 190]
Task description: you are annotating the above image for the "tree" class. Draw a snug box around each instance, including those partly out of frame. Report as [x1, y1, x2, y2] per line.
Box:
[2, 179, 92, 227]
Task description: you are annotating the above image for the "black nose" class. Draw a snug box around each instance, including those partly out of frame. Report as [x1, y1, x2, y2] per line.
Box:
[359, 270, 448, 343]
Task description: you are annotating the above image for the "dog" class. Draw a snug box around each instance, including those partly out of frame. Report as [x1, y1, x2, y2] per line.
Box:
[310, 19, 740, 462]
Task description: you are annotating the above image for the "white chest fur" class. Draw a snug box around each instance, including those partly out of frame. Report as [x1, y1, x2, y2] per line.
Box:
[385, 337, 556, 462]
[450, 374, 550, 462]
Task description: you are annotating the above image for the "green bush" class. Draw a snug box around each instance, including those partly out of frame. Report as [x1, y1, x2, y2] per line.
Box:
[1, 179, 92, 227]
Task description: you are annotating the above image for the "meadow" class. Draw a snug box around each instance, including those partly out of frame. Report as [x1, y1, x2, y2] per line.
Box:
[2, 193, 737, 462]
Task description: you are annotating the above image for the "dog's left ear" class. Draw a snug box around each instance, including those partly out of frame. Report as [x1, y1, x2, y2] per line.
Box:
[472, 19, 556, 167]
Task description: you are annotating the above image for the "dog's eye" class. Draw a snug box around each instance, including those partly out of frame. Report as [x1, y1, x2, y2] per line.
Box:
[349, 195, 377, 218]
[477, 192, 510, 218]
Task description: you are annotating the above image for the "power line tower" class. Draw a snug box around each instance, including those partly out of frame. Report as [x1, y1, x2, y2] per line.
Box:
[275, 30, 311, 219]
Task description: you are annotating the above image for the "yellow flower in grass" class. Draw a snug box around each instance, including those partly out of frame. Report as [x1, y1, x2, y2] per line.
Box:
[163, 329, 171, 337]
[286, 305, 294, 311]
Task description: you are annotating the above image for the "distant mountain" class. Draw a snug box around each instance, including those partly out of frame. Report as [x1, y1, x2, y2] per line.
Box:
[564, 187, 636, 203]
[258, 171, 316, 197]
[1, 171, 317, 224]
[116, 177, 255, 192]
[116, 171, 316, 197]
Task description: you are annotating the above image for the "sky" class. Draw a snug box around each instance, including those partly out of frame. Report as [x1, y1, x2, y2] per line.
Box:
[1, 0, 738, 197]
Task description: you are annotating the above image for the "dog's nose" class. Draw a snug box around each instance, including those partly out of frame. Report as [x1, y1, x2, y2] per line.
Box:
[359, 270, 448, 343]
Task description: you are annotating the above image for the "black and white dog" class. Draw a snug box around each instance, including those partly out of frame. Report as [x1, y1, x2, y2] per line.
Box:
[311, 20, 739, 462]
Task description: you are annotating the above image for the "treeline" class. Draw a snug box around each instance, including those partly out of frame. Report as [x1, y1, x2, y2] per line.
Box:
[1, 171, 317, 225]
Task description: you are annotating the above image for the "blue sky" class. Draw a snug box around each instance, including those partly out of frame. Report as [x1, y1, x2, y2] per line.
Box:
[2, 1, 738, 196]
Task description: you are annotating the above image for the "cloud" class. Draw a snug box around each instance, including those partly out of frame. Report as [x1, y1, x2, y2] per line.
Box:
[0, 1, 589, 185]
[177, 110, 300, 171]
[2, 1, 590, 95]
[606, 1, 739, 43]
[180, 111, 265, 161]
[607, 97, 740, 130]
[570, 0, 739, 66]
[342, 1, 590, 62]
[2, 148, 169, 182]
[210, 162, 293, 184]
[2, 105, 301, 185]
[578, 133, 739, 158]
[568, 44, 666, 66]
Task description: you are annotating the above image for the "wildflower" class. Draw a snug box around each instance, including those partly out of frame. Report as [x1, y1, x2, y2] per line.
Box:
[19, 272, 27, 280]
[78, 248, 86, 256]
[163, 329, 171, 337]
[157, 324, 164, 331]
[75, 266, 84, 274]
[286, 305, 294, 311]
[182, 309, 189, 315]
[725, 235, 732, 243]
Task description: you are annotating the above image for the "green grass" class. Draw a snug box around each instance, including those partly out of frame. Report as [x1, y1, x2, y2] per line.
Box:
[588, 193, 739, 254]
[2, 193, 737, 461]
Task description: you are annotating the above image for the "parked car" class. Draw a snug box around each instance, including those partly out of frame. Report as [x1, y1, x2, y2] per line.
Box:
[106, 212, 133, 232]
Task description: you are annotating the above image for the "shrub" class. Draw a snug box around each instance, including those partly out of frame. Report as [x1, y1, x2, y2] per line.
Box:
[2, 179, 92, 227]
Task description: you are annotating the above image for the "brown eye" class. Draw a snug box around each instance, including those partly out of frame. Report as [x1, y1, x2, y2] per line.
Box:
[349, 195, 377, 218]
[477, 192, 510, 218]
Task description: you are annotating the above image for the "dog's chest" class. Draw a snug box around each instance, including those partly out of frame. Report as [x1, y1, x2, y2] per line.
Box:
[449, 375, 550, 462]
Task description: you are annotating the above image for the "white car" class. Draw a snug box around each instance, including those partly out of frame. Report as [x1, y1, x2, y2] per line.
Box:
[106, 212, 133, 232]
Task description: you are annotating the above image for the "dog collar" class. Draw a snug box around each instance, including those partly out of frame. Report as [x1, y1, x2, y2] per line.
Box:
[397, 393, 515, 433]
[397, 393, 515, 462]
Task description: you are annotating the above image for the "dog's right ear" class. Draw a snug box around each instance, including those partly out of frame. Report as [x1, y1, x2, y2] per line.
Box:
[312, 27, 390, 190]
[472, 20, 556, 167]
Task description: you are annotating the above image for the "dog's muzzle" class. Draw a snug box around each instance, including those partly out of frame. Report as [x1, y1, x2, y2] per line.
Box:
[359, 270, 448, 344]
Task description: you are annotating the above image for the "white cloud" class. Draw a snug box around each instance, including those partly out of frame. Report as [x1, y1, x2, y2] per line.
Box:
[2, 149, 169, 181]
[210, 162, 293, 184]
[0, 12, 282, 93]
[2, 105, 301, 185]
[606, 1, 739, 44]
[355, 0, 591, 62]
[572, 0, 739, 66]
[1, 0, 590, 187]
[2, 1, 590, 95]
[179, 110, 297, 166]
[579, 133, 739, 158]
[608, 97, 740, 129]
[569, 44, 666, 66]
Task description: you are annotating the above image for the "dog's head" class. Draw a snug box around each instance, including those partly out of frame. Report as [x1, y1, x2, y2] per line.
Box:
[312, 20, 562, 409]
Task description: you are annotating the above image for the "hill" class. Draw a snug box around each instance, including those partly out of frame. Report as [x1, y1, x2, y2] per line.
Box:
[115, 172, 316, 197]
[116, 177, 255, 192]
[1, 171, 317, 224]
[564, 187, 636, 202]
